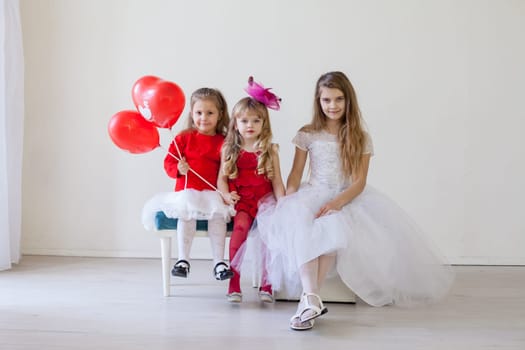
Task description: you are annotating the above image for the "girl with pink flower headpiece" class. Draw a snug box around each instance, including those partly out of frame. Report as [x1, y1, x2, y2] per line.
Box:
[217, 77, 285, 303]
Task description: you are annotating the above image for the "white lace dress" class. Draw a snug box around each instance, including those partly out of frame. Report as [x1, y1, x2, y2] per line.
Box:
[256, 130, 454, 307]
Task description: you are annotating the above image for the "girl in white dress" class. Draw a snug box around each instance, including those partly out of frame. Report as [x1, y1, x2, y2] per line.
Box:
[256, 71, 454, 331]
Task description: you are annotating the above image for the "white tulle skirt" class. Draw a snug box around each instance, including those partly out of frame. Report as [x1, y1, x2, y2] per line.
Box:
[142, 189, 235, 230]
[255, 184, 455, 307]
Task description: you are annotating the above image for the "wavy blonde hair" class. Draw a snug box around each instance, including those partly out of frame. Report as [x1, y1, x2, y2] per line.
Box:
[303, 71, 367, 177]
[222, 97, 276, 179]
[184, 88, 229, 136]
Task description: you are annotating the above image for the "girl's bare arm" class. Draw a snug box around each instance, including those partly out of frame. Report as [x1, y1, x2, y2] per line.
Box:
[315, 154, 371, 218]
[270, 144, 285, 199]
[286, 147, 307, 195]
[217, 157, 239, 205]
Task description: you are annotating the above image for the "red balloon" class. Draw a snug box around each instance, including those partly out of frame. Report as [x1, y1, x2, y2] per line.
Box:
[108, 110, 160, 154]
[132, 76, 186, 129]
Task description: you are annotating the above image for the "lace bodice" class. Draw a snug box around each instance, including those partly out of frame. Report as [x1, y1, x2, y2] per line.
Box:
[292, 130, 373, 188]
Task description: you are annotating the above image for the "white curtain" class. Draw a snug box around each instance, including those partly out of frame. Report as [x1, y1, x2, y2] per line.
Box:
[0, 0, 23, 271]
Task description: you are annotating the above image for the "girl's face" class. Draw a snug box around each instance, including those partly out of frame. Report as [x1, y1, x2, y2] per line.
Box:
[191, 99, 220, 135]
[319, 87, 345, 121]
[235, 112, 263, 142]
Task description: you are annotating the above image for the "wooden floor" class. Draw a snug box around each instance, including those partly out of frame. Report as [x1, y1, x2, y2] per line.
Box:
[1, 256, 524, 350]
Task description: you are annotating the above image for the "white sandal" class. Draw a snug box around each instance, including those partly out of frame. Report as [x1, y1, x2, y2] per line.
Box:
[227, 292, 242, 303]
[290, 314, 315, 331]
[258, 290, 274, 303]
[299, 292, 328, 322]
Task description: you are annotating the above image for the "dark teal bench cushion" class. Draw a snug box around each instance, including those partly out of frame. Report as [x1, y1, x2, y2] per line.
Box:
[155, 211, 234, 231]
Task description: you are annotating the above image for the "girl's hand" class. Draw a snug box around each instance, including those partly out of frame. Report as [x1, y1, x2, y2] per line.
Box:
[222, 191, 240, 205]
[177, 157, 189, 175]
[315, 199, 343, 218]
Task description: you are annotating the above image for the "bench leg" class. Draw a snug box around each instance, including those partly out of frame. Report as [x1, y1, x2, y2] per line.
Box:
[160, 236, 172, 297]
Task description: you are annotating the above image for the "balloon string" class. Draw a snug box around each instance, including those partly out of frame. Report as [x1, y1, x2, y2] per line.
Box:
[173, 140, 183, 160]
[160, 144, 223, 195]
[160, 143, 236, 216]
[171, 140, 188, 189]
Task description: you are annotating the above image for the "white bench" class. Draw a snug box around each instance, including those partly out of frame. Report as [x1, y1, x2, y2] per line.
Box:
[154, 212, 240, 297]
[275, 275, 356, 303]
[154, 211, 356, 303]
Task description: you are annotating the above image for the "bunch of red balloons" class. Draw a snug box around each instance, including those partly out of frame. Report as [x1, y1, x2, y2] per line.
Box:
[108, 76, 186, 154]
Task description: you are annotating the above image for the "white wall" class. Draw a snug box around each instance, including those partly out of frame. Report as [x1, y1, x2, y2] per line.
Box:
[19, 0, 525, 264]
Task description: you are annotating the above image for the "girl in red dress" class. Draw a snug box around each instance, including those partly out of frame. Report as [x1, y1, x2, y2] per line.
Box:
[218, 79, 285, 303]
[142, 88, 235, 281]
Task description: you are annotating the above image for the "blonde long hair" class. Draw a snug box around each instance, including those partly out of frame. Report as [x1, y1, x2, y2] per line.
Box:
[183, 88, 229, 136]
[303, 71, 367, 177]
[222, 97, 276, 179]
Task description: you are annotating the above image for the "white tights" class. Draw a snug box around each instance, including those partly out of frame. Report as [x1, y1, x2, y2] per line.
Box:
[177, 217, 227, 266]
[299, 253, 337, 294]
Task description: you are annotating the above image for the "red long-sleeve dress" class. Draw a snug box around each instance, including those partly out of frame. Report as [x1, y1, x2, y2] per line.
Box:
[141, 130, 234, 229]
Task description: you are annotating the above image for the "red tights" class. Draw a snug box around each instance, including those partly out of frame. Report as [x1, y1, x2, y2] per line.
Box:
[228, 211, 272, 294]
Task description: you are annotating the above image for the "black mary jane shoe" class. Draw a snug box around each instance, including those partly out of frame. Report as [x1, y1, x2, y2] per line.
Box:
[213, 262, 234, 281]
[171, 259, 190, 278]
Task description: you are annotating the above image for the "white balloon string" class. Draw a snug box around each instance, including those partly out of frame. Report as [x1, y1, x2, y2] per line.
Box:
[173, 140, 183, 159]
[169, 137, 188, 189]
[160, 144, 222, 194]
[169, 129, 183, 158]
[160, 144, 235, 216]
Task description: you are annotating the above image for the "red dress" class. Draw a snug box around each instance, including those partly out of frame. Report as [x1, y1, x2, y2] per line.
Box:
[229, 151, 273, 217]
[228, 150, 274, 295]
[141, 129, 233, 228]
[164, 130, 224, 192]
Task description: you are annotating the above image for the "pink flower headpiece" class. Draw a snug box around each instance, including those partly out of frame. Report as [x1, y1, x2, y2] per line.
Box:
[244, 76, 282, 111]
